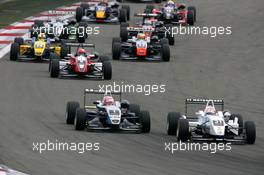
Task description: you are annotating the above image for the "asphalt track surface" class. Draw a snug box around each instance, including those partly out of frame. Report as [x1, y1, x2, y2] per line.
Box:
[0, 0, 264, 174]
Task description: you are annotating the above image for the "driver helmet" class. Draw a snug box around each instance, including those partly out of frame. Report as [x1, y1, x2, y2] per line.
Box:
[77, 48, 86, 56]
[102, 96, 114, 106]
[137, 33, 146, 40]
[204, 106, 216, 115]
[38, 33, 46, 40]
[167, 0, 175, 5]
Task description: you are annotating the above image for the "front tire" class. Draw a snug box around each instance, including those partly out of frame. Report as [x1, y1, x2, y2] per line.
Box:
[76, 7, 83, 22]
[66, 101, 80, 124]
[187, 10, 194, 26]
[177, 119, 190, 141]
[129, 104, 141, 116]
[10, 43, 19, 61]
[245, 121, 256, 144]
[140, 110, 151, 133]
[112, 42, 121, 60]
[75, 108, 87, 131]
[161, 44, 170, 62]
[167, 112, 181, 135]
[103, 61, 112, 80]
[50, 59, 60, 78]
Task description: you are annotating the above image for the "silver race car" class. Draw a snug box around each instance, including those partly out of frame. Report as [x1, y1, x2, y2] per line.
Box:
[66, 89, 151, 133]
[167, 98, 256, 144]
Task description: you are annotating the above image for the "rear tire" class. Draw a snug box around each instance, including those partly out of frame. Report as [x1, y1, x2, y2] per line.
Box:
[75, 108, 87, 131]
[177, 119, 190, 141]
[49, 53, 59, 72]
[188, 6, 196, 22]
[103, 61, 112, 80]
[112, 37, 121, 50]
[140, 110, 151, 133]
[112, 42, 121, 60]
[10, 43, 19, 61]
[187, 10, 194, 26]
[50, 59, 60, 78]
[161, 44, 170, 62]
[119, 9, 127, 23]
[66, 101, 80, 124]
[120, 27, 128, 42]
[76, 7, 83, 22]
[167, 112, 181, 135]
[122, 5, 130, 21]
[14, 37, 24, 45]
[245, 121, 256, 144]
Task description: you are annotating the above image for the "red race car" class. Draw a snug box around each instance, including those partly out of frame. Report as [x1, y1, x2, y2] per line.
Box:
[49, 43, 112, 80]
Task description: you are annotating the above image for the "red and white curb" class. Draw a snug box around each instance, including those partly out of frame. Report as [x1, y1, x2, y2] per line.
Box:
[0, 2, 84, 59]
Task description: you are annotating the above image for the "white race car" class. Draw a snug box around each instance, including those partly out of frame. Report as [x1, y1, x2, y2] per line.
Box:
[167, 98, 256, 144]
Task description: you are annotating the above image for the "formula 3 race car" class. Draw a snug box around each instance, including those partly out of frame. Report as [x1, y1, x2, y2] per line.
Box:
[112, 27, 170, 61]
[9, 34, 65, 61]
[167, 99, 256, 144]
[66, 89, 151, 133]
[76, 0, 130, 23]
[145, 1, 196, 25]
[49, 43, 112, 80]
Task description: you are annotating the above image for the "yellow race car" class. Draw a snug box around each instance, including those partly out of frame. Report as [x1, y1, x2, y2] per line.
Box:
[10, 34, 68, 61]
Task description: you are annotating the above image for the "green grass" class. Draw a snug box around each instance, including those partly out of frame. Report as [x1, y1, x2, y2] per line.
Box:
[0, 0, 80, 28]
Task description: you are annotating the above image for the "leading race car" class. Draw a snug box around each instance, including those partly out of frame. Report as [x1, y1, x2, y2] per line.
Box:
[167, 99, 256, 144]
[145, 0, 197, 25]
[66, 89, 151, 133]
[10, 34, 64, 61]
[76, 0, 130, 23]
[112, 27, 170, 61]
[50, 43, 112, 80]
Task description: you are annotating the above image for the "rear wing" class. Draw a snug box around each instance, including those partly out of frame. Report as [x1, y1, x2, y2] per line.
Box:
[126, 26, 155, 32]
[65, 43, 95, 48]
[134, 13, 159, 18]
[185, 98, 224, 115]
[84, 89, 122, 106]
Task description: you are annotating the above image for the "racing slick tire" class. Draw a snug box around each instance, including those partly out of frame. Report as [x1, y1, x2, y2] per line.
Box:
[66, 101, 80, 125]
[177, 119, 190, 142]
[120, 27, 128, 42]
[112, 37, 121, 50]
[230, 114, 243, 134]
[161, 44, 170, 62]
[188, 6, 196, 22]
[76, 7, 83, 22]
[112, 42, 121, 60]
[129, 104, 141, 116]
[122, 5, 130, 21]
[50, 59, 60, 78]
[14, 37, 24, 45]
[245, 121, 256, 144]
[75, 108, 87, 131]
[167, 112, 181, 135]
[49, 53, 59, 72]
[140, 110, 151, 133]
[187, 10, 194, 26]
[103, 61, 112, 80]
[119, 8, 127, 23]
[10, 43, 19, 61]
